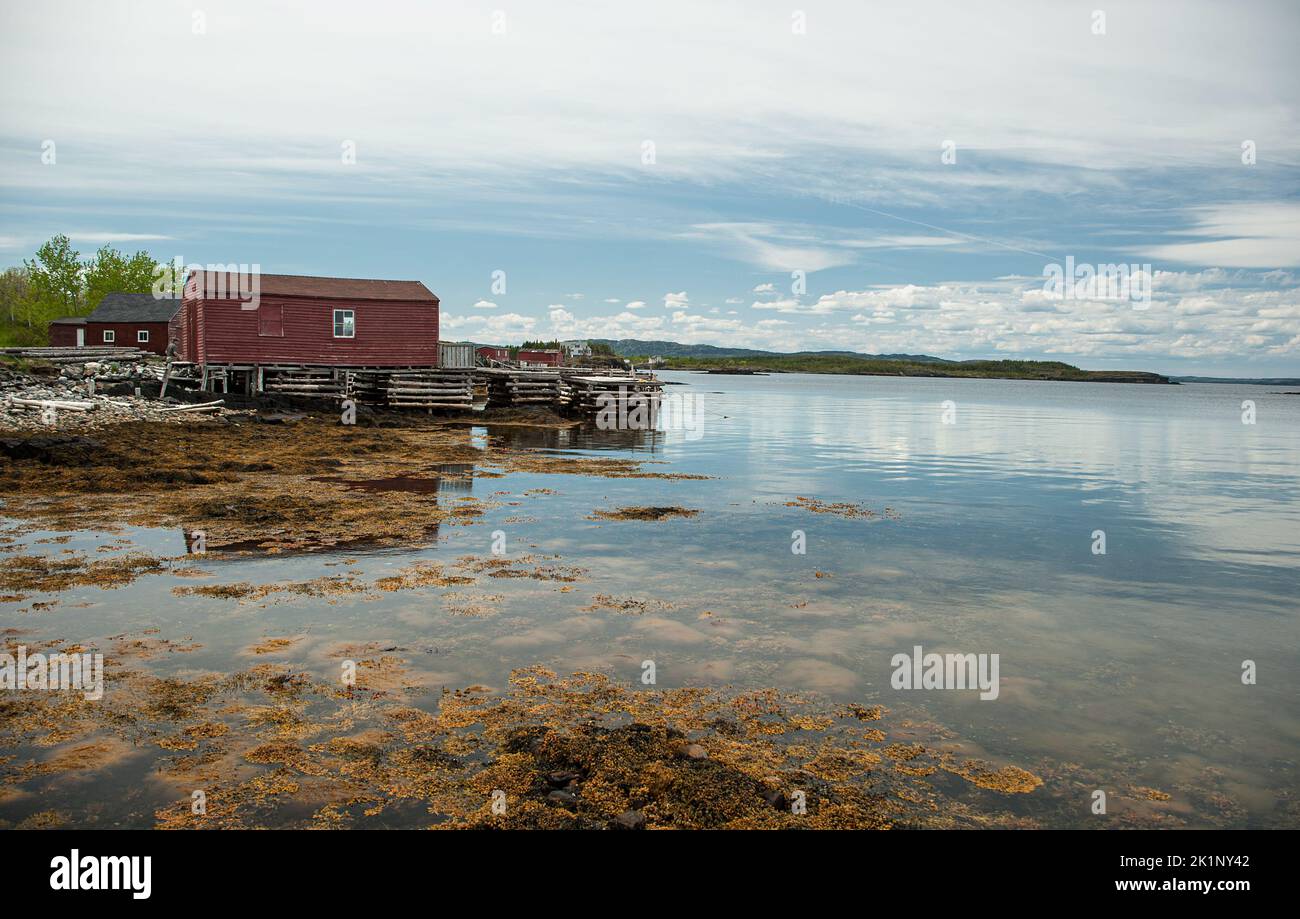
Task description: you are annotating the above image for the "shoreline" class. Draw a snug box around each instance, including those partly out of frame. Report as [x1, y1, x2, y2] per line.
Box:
[648, 357, 1174, 384]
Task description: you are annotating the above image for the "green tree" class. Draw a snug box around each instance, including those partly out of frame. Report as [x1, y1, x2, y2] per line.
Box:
[0, 266, 30, 324]
[83, 244, 163, 311]
[23, 234, 83, 323]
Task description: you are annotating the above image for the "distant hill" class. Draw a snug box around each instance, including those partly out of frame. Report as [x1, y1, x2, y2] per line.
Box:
[591, 339, 953, 363]
[477, 338, 1176, 383]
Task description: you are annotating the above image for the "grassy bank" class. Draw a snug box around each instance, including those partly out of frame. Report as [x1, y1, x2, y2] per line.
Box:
[640, 354, 1171, 383]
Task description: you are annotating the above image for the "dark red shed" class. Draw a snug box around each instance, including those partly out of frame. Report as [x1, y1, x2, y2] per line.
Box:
[46, 293, 177, 354]
[48, 317, 87, 348]
[517, 348, 562, 367]
[177, 271, 439, 367]
[476, 346, 510, 362]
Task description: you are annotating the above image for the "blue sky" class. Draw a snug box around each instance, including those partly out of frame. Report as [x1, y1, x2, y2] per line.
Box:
[2, 0, 1299, 375]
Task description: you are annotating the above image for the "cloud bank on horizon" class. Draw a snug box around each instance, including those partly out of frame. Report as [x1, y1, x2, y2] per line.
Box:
[1, 0, 1298, 374]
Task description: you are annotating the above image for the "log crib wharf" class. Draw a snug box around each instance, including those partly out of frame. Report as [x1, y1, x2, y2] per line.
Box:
[482, 367, 663, 413]
[169, 363, 660, 416]
[164, 363, 476, 410]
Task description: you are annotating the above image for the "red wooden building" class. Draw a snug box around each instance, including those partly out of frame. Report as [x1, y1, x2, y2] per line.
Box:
[476, 346, 510, 362]
[48, 317, 86, 348]
[516, 348, 562, 367]
[177, 271, 439, 367]
[48, 293, 178, 354]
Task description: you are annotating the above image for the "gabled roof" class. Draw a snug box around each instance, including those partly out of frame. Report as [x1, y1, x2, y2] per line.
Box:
[188, 271, 438, 303]
[88, 292, 180, 323]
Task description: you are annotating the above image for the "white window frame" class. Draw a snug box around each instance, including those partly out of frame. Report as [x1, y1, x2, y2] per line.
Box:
[103, 329, 115, 343]
[333, 309, 355, 338]
[137, 329, 150, 343]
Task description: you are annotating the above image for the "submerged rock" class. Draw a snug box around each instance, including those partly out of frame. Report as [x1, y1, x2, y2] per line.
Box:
[610, 810, 646, 830]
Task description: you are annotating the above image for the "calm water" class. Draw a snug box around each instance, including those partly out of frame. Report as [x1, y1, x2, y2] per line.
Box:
[4, 372, 1299, 827]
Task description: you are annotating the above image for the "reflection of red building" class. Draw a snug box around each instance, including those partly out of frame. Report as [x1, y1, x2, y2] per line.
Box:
[476, 346, 509, 362]
[517, 349, 562, 366]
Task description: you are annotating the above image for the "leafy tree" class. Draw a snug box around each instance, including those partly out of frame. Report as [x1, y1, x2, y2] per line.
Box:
[23, 234, 83, 321]
[83, 245, 163, 311]
[0, 267, 29, 324]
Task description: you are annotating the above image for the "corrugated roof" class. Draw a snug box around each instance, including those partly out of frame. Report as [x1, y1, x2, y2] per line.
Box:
[88, 292, 180, 323]
[188, 271, 438, 303]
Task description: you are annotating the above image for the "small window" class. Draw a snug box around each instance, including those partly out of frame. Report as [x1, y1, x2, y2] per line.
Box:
[259, 303, 284, 337]
[333, 309, 355, 338]
[137, 329, 150, 343]
[103, 330, 115, 343]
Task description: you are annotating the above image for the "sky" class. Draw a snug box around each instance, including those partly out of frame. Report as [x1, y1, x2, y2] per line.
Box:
[2, 0, 1299, 376]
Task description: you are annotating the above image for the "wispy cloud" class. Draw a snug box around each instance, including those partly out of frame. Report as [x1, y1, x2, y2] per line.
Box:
[1141, 203, 1300, 268]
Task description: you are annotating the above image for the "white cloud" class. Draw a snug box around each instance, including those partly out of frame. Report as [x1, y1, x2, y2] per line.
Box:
[6, 1, 1291, 179]
[689, 223, 855, 272]
[1141, 204, 1300, 269]
[663, 291, 689, 309]
[441, 311, 537, 340]
[471, 299, 498, 309]
[68, 232, 172, 244]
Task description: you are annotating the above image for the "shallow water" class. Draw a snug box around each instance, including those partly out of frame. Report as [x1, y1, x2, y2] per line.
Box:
[3, 372, 1299, 827]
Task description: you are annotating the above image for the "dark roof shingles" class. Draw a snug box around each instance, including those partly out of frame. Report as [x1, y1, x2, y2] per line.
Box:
[189, 271, 438, 303]
[88, 292, 180, 323]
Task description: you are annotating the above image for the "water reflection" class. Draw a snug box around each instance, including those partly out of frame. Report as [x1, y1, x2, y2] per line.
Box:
[486, 421, 666, 453]
[4, 372, 1299, 827]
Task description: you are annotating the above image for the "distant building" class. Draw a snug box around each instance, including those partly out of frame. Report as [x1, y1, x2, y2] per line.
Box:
[48, 292, 179, 354]
[476, 346, 510, 362]
[517, 348, 562, 367]
[562, 339, 592, 358]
